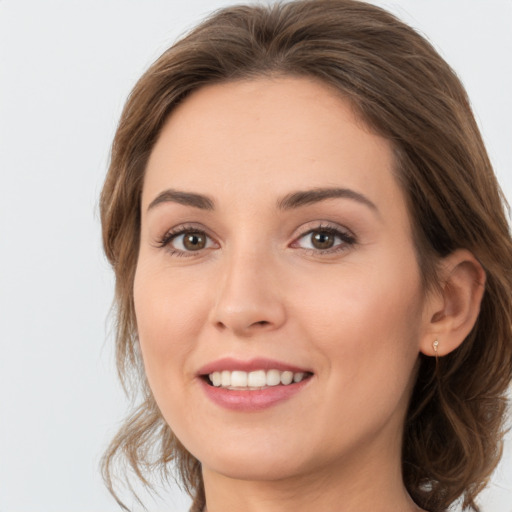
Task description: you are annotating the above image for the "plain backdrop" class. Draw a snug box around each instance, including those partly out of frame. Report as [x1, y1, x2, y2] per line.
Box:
[0, 1, 511, 511]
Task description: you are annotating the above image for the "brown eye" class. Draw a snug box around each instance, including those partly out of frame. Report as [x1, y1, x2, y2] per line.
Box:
[293, 226, 355, 254]
[310, 231, 336, 249]
[166, 230, 215, 253]
[182, 232, 207, 250]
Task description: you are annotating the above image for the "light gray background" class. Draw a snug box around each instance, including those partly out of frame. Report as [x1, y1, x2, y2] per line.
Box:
[0, 1, 510, 511]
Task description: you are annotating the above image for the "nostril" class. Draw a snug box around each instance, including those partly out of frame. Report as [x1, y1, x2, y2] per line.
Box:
[252, 320, 270, 327]
[215, 321, 227, 330]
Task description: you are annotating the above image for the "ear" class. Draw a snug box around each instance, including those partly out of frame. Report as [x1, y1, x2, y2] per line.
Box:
[419, 249, 486, 357]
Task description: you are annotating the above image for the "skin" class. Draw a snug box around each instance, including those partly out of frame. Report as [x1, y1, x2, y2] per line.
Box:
[134, 77, 483, 512]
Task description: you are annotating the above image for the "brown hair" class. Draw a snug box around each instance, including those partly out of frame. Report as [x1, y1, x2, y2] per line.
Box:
[100, 1, 512, 511]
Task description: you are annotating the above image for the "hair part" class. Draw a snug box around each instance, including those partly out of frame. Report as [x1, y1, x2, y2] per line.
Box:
[100, 1, 512, 511]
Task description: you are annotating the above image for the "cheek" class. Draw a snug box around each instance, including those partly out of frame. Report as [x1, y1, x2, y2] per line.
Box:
[294, 254, 424, 388]
[133, 262, 210, 388]
[297, 255, 423, 335]
[295, 268, 423, 451]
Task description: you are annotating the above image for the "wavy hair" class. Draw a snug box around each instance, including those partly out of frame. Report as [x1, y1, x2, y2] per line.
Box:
[99, 1, 512, 511]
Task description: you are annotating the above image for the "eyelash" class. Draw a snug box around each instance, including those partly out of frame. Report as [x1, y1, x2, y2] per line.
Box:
[292, 224, 357, 255]
[156, 224, 215, 257]
[157, 223, 357, 257]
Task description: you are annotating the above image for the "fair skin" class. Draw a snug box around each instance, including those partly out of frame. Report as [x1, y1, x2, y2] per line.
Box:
[134, 77, 484, 512]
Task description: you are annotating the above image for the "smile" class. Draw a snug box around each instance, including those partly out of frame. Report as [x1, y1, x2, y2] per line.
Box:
[208, 369, 308, 389]
[198, 358, 313, 411]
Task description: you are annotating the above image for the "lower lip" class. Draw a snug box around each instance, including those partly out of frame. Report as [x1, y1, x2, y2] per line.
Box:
[199, 377, 311, 411]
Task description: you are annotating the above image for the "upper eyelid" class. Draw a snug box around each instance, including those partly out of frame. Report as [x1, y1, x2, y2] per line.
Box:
[156, 224, 217, 250]
[160, 223, 214, 238]
[292, 221, 355, 239]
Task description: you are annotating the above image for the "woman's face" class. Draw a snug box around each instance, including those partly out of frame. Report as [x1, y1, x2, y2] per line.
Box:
[134, 77, 432, 483]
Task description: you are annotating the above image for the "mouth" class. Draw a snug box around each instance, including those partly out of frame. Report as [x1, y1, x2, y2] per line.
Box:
[203, 369, 313, 390]
[197, 358, 313, 410]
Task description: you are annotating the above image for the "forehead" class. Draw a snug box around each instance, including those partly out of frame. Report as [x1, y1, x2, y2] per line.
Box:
[142, 77, 405, 221]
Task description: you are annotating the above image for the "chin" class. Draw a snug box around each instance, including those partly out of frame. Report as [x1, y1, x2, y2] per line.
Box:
[197, 437, 356, 487]
[203, 454, 307, 483]
[182, 430, 312, 482]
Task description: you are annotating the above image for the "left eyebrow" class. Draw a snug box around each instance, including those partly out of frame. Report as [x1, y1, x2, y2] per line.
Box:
[277, 187, 379, 213]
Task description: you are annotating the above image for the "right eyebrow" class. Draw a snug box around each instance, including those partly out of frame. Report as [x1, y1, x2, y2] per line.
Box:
[147, 189, 215, 212]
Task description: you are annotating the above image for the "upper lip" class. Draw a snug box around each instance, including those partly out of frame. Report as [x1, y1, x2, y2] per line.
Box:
[197, 357, 312, 376]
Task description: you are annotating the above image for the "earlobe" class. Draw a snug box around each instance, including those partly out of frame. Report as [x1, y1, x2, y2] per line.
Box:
[420, 249, 486, 357]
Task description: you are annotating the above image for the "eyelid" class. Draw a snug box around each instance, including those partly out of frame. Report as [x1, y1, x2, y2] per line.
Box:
[292, 221, 355, 240]
[290, 222, 357, 252]
[156, 223, 219, 255]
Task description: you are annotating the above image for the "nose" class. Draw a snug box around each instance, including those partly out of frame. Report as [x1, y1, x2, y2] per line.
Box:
[210, 248, 286, 337]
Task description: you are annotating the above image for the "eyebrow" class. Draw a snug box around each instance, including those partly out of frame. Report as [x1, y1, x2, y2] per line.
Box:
[147, 189, 215, 211]
[277, 187, 378, 212]
[147, 186, 378, 214]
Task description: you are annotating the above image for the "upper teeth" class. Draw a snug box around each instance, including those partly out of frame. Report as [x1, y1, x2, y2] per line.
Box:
[209, 370, 306, 389]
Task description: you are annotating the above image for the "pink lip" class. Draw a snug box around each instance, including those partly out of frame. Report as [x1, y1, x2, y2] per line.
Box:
[197, 357, 313, 412]
[197, 357, 311, 375]
[199, 377, 311, 411]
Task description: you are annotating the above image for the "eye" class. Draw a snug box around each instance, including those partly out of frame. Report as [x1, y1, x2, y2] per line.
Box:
[158, 227, 217, 255]
[292, 225, 356, 253]
[173, 231, 211, 251]
[306, 231, 337, 250]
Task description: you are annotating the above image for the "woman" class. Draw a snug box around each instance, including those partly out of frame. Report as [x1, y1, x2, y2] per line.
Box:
[100, 1, 512, 511]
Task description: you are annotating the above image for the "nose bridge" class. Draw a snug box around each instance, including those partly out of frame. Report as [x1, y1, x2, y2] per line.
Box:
[211, 239, 285, 335]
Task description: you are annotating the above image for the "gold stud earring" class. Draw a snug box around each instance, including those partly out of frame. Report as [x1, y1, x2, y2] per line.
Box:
[433, 339, 439, 355]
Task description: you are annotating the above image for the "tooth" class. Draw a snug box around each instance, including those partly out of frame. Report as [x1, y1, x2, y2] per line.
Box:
[248, 370, 266, 387]
[231, 371, 248, 387]
[280, 371, 293, 385]
[221, 370, 231, 387]
[211, 371, 222, 387]
[293, 372, 305, 383]
[211, 369, 307, 388]
[266, 369, 281, 386]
